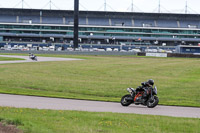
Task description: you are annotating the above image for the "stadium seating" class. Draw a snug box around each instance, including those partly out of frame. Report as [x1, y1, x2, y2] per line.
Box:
[63, 16, 72, 25]
[111, 18, 132, 26]
[79, 17, 86, 25]
[0, 13, 200, 30]
[19, 16, 40, 24]
[42, 16, 63, 24]
[0, 8, 200, 48]
[134, 19, 155, 27]
[60, 17, 86, 25]
[180, 20, 199, 28]
[156, 20, 178, 28]
[88, 17, 109, 26]
[0, 15, 16, 23]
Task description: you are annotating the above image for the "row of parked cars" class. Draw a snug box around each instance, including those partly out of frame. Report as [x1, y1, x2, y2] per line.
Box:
[0, 44, 174, 53]
[145, 48, 174, 53]
[0, 45, 141, 52]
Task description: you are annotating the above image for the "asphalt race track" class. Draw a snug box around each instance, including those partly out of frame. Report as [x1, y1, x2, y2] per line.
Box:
[0, 94, 199, 118]
[0, 55, 199, 118]
[0, 55, 82, 64]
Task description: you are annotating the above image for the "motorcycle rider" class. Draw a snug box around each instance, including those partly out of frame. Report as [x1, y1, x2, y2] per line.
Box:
[142, 79, 154, 98]
[29, 53, 36, 60]
[121, 79, 158, 108]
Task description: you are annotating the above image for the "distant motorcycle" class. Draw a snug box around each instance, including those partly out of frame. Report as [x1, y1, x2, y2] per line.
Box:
[121, 86, 159, 108]
[29, 54, 37, 61]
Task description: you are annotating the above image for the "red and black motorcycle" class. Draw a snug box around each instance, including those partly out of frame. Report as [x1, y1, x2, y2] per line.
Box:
[121, 85, 159, 108]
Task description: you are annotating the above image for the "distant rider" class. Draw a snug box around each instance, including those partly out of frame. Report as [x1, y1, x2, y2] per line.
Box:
[29, 53, 36, 59]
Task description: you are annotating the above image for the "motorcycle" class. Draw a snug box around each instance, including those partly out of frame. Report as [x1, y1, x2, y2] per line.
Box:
[29, 55, 37, 61]
[121, 85, 159, 108]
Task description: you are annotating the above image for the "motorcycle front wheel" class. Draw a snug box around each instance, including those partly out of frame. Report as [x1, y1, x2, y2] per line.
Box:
[121, 94, 133, 106]
[147, 96, 159, 108]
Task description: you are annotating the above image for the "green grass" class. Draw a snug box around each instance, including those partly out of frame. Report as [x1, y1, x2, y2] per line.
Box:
[0, 56, 25, 61]
[0, 107, 199, 133]
[0, 54, 200, 107]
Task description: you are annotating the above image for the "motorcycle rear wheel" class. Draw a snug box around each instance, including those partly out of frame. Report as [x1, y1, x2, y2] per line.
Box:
[147, 96, 159, 108]
[121, 94, 133, 106]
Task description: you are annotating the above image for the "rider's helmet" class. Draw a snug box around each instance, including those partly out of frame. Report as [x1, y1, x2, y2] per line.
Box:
[147, 79, 154, 86]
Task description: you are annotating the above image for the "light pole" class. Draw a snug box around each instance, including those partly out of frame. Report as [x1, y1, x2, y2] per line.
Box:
[73, 0, 79, 49]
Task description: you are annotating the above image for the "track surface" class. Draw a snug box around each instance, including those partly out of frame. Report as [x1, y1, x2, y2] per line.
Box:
[0, 55, 199, 118]
[0, 94, 199, 118]
[0, 55, 82, 64]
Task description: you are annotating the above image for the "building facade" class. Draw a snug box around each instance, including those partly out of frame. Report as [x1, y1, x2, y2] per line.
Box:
[0, 8, 200, 47]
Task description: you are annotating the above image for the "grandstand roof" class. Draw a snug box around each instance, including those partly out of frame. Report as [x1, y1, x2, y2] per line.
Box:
[0, 8, 200, 20]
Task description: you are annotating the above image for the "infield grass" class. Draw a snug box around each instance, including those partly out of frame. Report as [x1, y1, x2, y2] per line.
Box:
[0, 56, 25, 61]
[0, 107, 199, 133]
[0, 54, 200, 107]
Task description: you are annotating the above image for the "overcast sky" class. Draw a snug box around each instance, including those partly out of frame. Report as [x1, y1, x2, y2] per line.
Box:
[0, 0, 199, 14]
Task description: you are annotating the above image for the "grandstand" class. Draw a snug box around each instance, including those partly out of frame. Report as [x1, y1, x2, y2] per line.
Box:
[0, 8, 200, 51]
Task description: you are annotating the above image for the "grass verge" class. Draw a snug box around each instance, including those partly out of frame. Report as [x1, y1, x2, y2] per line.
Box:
[0, 54, 200, 107]
[0, 56, 25, 61]
[0, 107, 199, 133]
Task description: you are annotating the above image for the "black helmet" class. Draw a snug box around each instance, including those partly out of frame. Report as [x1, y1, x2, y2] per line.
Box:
[148, 79, 154, 86]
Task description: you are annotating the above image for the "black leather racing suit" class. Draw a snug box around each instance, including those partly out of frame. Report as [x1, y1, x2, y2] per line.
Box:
[141, 82, 152, 98]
